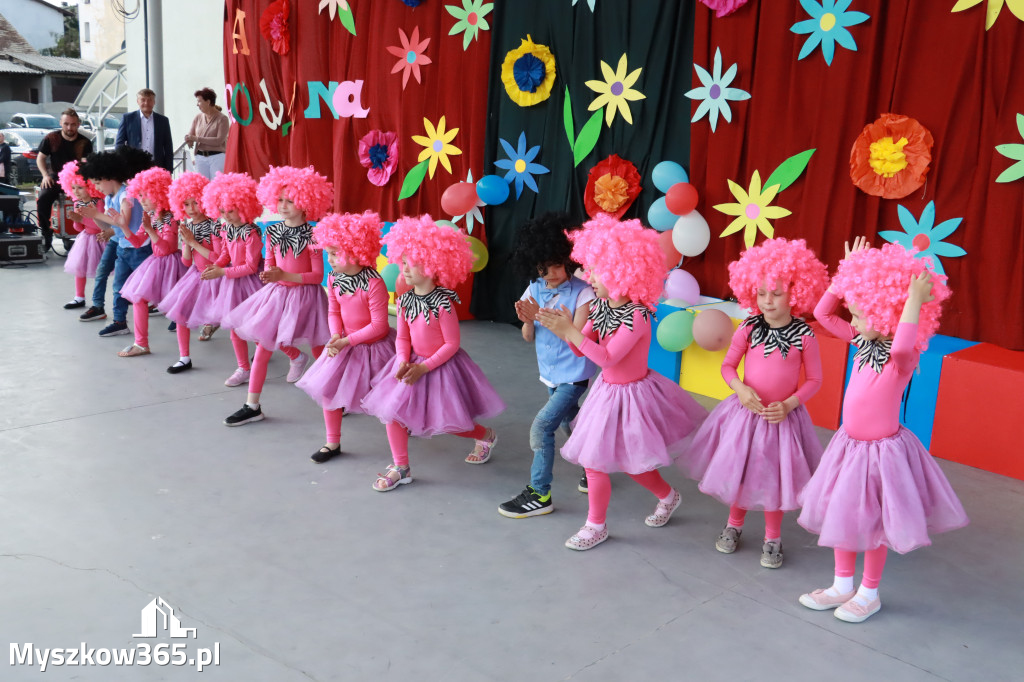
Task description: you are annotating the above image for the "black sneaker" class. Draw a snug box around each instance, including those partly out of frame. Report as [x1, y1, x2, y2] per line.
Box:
[149, 305, 164, 318]
[79, 306, 107, 321]
[98, 321, 130, 337]
[64, 299, 86, 309]
[578, 473, 589, 494]
[498, 487, 553, 518]
[224, 404, 264, 427]
[167, 321, 177, 332]
[311, 445, 342, 463]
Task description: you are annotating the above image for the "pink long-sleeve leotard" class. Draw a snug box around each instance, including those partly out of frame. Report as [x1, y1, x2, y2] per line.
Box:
[213, 223, 262, 277]
[73, 198, 104, 234]
[124, 211, 178, 254]
[396, 288, 462, 370]
[329, 273, 391, 345]
[262, 222, 323, 283]
[181, 218, 218, 270]
[569, 303, 651, 383]
[722, 317, 822, 404]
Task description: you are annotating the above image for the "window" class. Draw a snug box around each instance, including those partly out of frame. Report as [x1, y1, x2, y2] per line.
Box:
[83, 23, 91, 43]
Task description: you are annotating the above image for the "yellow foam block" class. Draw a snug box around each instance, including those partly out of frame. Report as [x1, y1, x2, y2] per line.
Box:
[679, 312, 744, 400]
[376, 254, 395, 304]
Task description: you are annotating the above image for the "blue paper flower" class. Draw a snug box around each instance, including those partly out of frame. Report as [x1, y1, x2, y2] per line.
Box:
[494, 132, 550, 199]
[879, 202, 967, 277]
[790, 0, 870, 66]
[684, 47, 750, 132]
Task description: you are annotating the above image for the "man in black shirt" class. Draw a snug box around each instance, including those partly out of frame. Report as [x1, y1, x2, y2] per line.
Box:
[35, 108, 93, 251]
[0, 132, 11, 184]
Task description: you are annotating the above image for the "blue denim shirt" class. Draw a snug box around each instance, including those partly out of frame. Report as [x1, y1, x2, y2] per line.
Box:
[527, 277, 597, 386]
[109, 185, 146, 248]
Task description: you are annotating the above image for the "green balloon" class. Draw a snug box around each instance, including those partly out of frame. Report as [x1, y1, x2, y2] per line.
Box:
[381, 263, 400, 292]
[656, 310, 695, 352]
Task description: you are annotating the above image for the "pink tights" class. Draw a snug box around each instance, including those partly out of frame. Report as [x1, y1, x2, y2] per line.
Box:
[384, 422, 488, 467]
[324, 409, 343, 443]
[75, 276, 86, 298]
[584, 468, 672, 526]
[834, 547, 889, 589]
[727, 506, 784, 540]
[176, 324, 190, 357]
[248, 343, 323, 394]
[132, 299, 150, 347]
[230, 331, 251, 371]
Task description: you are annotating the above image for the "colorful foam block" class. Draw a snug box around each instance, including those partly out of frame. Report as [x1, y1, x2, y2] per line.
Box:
[679, 304, 745, 401]
[802, 321, 850, 430]
[931, 343, 1024, 481]
[904, 334, 978, 448]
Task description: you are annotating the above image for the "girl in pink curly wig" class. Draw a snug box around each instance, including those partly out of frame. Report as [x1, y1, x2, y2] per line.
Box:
[200, 171, 263, 225]
[58, 160, 107, 309]
[296, 211, 397, 463]
[220, 169, 333, 427]
[116, 166, 187, 359]
[536, 215, 707, 551]
[680, 238, 828, 568]
[361, 214, 504, 492]
[798, 237, 967, 624]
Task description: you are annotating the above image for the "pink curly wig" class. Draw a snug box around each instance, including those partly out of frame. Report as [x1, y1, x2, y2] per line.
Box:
[568, 214, 666, 309]
[201, 172, 263, 223]
[57, 160, 104, 199]
[384, 214, 474, 290]
[256, 165, 333, 222]
[313, 211, 383, 268]
[168, 172, 210, 221]
[727, 238, 829, 317]
[831, 242, 951, 351]
[126, 167, 172, 213]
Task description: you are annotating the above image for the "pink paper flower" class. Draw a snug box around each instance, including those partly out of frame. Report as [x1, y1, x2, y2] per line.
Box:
[386, 26, 432, 89]
[698, 0, 749, 18]
[359, 130, 399, 186]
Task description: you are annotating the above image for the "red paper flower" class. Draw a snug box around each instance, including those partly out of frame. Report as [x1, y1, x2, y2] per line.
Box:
[260, 0, 291, 56]
[584, 154, 641, 219]
[359, 130, 399, 187]
[850, 113, 934, 199]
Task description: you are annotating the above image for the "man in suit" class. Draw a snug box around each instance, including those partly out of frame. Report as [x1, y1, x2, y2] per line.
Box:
[116, 88, 173, 171]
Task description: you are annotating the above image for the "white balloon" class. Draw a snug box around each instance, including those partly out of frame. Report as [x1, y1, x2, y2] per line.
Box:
[671, 211, 711, 257]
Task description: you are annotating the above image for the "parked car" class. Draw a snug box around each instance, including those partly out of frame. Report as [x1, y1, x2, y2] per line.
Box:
[79, 114, 121, 147]
[5, 113, 59, 130]
[1, 128, 49, 186]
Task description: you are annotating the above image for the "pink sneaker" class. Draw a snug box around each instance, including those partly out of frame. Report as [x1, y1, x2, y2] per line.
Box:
[835, 597, 881, 623]
[224, 368, 251, 387]
[286, 352, 309, 383]
[565, 524, 609, 551]
[798, 588, 857, 611]
[644, 489, 682, 527]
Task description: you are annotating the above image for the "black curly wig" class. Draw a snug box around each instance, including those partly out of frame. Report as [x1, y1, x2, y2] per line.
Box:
[511, 212, 582, 281]
[80, 146, 154, 183]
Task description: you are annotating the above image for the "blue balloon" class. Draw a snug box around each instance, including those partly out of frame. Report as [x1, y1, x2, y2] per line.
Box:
[476, 174, 510, 205]
[381, 263, 400, 292]
[648, 197, 676, 232]
[652, 161, 689, 193]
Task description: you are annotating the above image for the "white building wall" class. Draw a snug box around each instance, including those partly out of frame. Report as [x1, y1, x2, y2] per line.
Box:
[78, 0, 125, 65]
[0, 0, 64, 52]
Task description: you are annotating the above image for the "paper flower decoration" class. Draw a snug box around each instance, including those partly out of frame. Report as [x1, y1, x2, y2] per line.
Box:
[359, 130, 399, 187]
[879, 202, 966, 277]
[584, 155, 641, 219]
[501, 35, 556, 106]
[850, 113, 933, 199]
[951, 0, 1024, 30]
[453, 170, 484, 235]
[412, 116, 461, 179]
[685, 48, 750, 132]
[447, 0, 493, 50]
[259, 0, 290, 56]
[714, 171, 792, 249]
[790, 0, 870, 65]
[699, 0, 750, 17]
[585, 53, 646, 127]
[995, 113, 1024, 183]
[318, 0, 348, 19]
[386, 27, 432, 90]
[572, 0, 596, 11]
[494, 132, 550, 199]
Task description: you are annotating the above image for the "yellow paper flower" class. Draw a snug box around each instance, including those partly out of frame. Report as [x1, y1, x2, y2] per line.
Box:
[585, 53, 646, 127]
[412, 116, 461, 179]
[714, 171, 792, 249]
[501, 35, 556, 107]
[951, 0, 1024, 30]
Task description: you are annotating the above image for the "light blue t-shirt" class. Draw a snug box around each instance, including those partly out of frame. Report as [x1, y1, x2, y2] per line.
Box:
[108, 184, 146, 248]
[524, 276, 597, 386]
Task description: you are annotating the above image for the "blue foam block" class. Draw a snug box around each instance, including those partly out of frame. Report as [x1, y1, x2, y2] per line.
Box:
[648, 302, 682, 382]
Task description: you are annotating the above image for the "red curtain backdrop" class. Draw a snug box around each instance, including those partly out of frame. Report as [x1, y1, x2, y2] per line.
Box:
[689, 1, 1024, 349]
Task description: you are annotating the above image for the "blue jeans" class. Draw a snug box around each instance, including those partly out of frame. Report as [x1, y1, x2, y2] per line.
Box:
[529, 382, 588, 496]
[111, 245, 152, 323]
[90, 239, 119, 309]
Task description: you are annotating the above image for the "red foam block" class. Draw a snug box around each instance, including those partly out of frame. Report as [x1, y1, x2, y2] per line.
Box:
[802, 321, 849, 430]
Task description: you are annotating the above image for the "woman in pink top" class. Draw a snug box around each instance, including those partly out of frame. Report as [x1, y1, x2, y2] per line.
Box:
[360, 215, 505, 492]
[117, 167, 187, 358]
[58, 161, 107, 310]
[798, 238, 968, 623]
[680, 239, 828, 569]
[297, 211, 396, 463]
[221, 166, 333, 426]
[537, 215, 707, 551]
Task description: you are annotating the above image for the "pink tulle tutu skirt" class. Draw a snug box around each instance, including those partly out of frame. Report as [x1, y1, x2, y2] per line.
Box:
[63, 232, 104, 278]
[119, 253, 187, 306]
[160, 268, 206, 327]
[797, 426, 969, 553]
[678, 396, 824, 511]
[561, 371, 707, 475]
[222, 281, 330, 349]
[297, 329, 397, 411]
[360, 350, 505, 437]
[195, 274, 262, 327]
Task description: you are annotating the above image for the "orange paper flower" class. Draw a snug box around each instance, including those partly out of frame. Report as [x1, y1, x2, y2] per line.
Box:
[584, 154, 641, 219]
[850, 113, 933, 199]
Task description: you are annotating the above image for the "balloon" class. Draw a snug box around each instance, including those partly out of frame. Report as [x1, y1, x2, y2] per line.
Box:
[652, 161, 689, 193]
[381, 263, 400, 292]
[693, 309, 734, 351]
[465, 236, 489, 272]
[663, 269, 700, 305]
[394, 276, 411, 299]
[671, 211, 711, 257]
[658, 231, 683, 270]
[647, 197, 676, 232]
[441, 182, 479, 216]
[436, 220, 459, 231]
[663, 298, 691, 308]
[475, 174, 510, 205]
[656, 310, 695, 352]
[666, 182, 699, 216]
[380, 221, 394, 256]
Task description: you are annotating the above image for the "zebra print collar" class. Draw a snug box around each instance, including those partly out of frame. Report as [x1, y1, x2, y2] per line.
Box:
[266, 221, 314, 257]
[743, 315, 813, 359]
[188, 218, 217, 245]
[853, 335, 893, 374]
[588, 300, 652, 340]
[398, 287, 460, 324]
[73, 198, 98, 209]
[223, 222, 255, 241]
[331, 268, 382, 296]
[150, 211, 173, 233]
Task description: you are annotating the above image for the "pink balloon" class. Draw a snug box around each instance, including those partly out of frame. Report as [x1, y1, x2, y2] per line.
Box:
[663, 269, 700, 305]
[666, 182, 699, 215]
[693, 309, 734, 352]
[441, 182, 479, 216]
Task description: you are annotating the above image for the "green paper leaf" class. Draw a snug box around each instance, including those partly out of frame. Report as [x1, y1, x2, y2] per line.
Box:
[1017, 112, 1024, 140]
[281, 121, 292, 137]
[995, 143, 1024, 161]
[398, 159, 430, 201]
[764, 149, 816, 194]
[338, 7, 356, 36]
[995, 161, 1024, 183]
[573, 110, 603, 167]
[563, 87, 575, 150]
